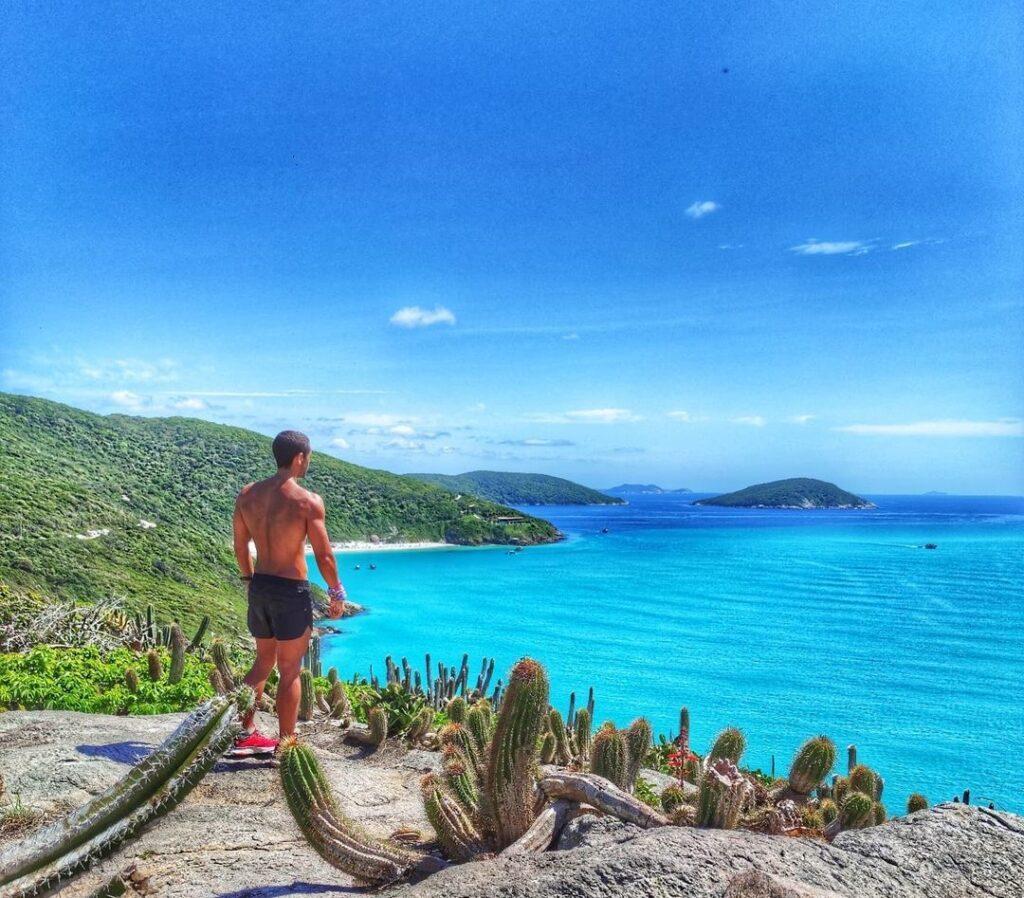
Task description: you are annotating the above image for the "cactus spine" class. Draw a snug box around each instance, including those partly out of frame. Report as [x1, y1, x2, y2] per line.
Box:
[695, 758, 749, 829]
[146, 649, 162, 682]
[279, 739, 430, 883]
[788, 736, 836, 795]
[907, 793, 929, 813]
[708, 727, 745, 764]
[589, 728, 628, 789]
[484, 658, 549, 847]
[167, 624, 186, 685]
[623, 718, 652, 793]
[0, 691, 251, 897]
[299, 670, 315, 722]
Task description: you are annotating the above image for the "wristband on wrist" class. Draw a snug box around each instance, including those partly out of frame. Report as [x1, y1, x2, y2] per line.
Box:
[327, 584, 347, 602]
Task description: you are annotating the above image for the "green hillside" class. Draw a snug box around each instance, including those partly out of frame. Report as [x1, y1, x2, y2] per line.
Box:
[0, 393, 561, 635]
[694, 477, 874, 509]
[406, 470, 623, 506]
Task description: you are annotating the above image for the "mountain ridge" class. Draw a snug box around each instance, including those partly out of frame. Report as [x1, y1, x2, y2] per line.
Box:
[694, 477, 874, 509]
[406, 470, 623, 506]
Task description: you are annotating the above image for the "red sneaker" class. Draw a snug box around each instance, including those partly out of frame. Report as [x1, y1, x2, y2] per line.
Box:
[230, 730, 278, 757]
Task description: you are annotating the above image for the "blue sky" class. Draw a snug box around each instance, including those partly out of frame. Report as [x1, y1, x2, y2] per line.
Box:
[2, 2, 1022, 493]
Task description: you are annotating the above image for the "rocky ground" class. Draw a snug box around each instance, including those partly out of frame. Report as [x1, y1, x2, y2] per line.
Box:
[1, 711, 1021, 898]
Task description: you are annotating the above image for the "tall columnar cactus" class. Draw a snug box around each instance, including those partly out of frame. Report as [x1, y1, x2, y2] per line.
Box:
[839, 790, 875, 830]
[907, 793, 929, 813]
[547, 709, 572, 765]
[465, 704, 490, 755]
[440, 723, 481, 774]
[167, 624, 186, 685]
[573, 708, 592, 759]
[208, 668, 226, 695]
[788, 736, 836, 795]
[407, 707, 434, 743]
[124, 669, 139, 694]
[299, 670, 315, 722]
[848, 764, 878, 798]
[847, 744, 857, 774]
[589, 728, 628, 789]
[187, 615, 209, 653]
[833, 775, 849, 806]
[446, 697, 467, 723]
[0, 691, 252, 898]
[623, 718, 652, 793]
[708, 727, 745, 764]
[146, 649, 162, 682]
[678, 706, 690, 755]
[441, 750, 479, 815]
[367, 707, 388, 746]
[695, 758, 749, 829]
[421, 774, 486, 862]
[278, 739, 436, 884]
[539, 732, 556, 764]
[210, 640, 236, 691]
[872, 801, 887, 825]
[484, 658, 550, 848]
[327, 667, 339, 686]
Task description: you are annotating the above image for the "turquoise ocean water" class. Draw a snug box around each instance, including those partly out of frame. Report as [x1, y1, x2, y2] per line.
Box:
[317, 494, 1024, 813]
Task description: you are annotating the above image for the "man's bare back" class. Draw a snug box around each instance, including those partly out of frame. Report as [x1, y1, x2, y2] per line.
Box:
[235, 475, 319, 581]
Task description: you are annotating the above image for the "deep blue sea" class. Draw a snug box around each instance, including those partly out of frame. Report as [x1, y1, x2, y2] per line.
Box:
[318, 494, 1024, 813]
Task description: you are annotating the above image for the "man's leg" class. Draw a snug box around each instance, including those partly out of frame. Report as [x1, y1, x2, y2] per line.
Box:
[275, 627, 311, 739]
[241, 637, 277, 731]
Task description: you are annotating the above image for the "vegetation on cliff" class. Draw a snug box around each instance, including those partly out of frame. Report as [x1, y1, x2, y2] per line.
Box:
[694, 478, 874, 509]
[406, 470, 623, 506]
[0, 393, 560, 634]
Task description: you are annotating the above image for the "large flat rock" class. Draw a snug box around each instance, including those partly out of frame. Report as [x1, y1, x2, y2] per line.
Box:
[1, 711, 1022, 898]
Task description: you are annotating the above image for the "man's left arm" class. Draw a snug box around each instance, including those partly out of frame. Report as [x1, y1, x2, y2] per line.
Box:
[233, 495, 254, 580]
[307, 494, 344, 619]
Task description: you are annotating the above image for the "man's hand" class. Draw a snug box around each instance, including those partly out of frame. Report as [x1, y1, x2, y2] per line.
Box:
[328, 598, 345, 619]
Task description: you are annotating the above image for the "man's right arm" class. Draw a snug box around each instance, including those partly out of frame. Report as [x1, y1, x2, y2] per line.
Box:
[233, 491, 254, 579]
[307, 494, 344, 618]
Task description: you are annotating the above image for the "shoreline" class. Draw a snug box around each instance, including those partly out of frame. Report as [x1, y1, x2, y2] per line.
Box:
[314, 540, 454, 554]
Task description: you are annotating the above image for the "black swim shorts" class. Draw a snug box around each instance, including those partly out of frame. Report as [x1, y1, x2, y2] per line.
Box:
[247, 573, 313, 641]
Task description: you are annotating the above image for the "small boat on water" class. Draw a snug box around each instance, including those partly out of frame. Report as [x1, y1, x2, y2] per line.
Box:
[369, 563, 377, 570]
[601, 527, 609, 534]
[354, 564, 361, 570]
[924, 543, 938, 550]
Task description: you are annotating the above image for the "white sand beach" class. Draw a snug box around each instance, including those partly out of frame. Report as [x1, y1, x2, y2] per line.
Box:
[309, 540, 453, 554]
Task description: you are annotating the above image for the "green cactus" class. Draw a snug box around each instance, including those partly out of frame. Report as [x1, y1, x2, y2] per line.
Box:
[327, 667, 339, 686]
[328, 682, 350, 720]
[440, 723, 481, 774]
[695, 758, 749, 829]
[484, 657, 549, 848]
[872, 800, 887, 825]
[367, 706, 388, 746]
[167, 624, 186, 685]
[187, 615, 209, 653]
[623, 718, 652, 793]
[539, 732, 556, 764]
[547, 709, 572, 765]
[589, 727, 628, 789]
[124, 669, 139, 694]
[210, 640, 236, 691]
[408, 707, 434, 743]
[839, 791, 875, 830]
[873, 774, 884, 801]
[788, 736, 836, 795]
[446, 697, 467, 723]
[279, 738, 434, 883]
[708, 727, 745, 764]
[441, 750, 479, 816]
[465, 704, 490, 754]
[848, 764, 878, 798]
[421, 774, 486, 862]
[573, 707, 592, 758]
[801, 807, 824, 830]
[833, 775, 849, 806]
[907, 793, 929, 813]
[208, 667, 226, 695]
[819, 798, 838, 824]
[299, 670, 315, 722]
[661, 785, 687, 815]
[146, 649, 162, 682]
[0, 691, 251, 897]
[678, 707, 690, 755]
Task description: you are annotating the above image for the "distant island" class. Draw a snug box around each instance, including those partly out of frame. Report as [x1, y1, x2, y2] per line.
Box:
[406, 470, 624, 506]
[604, 483, 693, 495]
[694, 478, 875, 509]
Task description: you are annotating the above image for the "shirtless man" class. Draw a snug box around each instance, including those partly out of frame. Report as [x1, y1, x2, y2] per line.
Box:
[230, 430, 346, 754]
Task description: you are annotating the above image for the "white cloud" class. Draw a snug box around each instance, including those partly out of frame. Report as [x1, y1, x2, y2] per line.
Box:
[790, 240, 871, 256]
[343, 412, 413, 427]
[731, 415, 766, 427]
[329, 437, 351, 450]
[498, 438, 576, 447]
[389, 424, 417, 437]
[667, 410, 692, 422]
[110, 390, 145, 409]
[82, 358, 179, 383]
[835, 419, 1023, 437]
[686, 201, 720, 219]
[382, 437, 427, 451]
[173, 397, 208, 411]
[525, 408, 641, 424]
[563, 332, 580, 341]
[390, 305, 456, 328]
[892, 241, 920, 250]
[788, 414, 815, 424]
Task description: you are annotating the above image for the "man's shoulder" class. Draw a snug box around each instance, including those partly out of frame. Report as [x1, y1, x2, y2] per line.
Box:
[235, 481, 258, 501]
[298, 485, 325, 511]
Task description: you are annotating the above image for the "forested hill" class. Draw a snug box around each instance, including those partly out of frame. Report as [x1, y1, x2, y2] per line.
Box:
[0, 393, 560, 634]
[694, 478, 875, 509]
[406, 470, 624, 506]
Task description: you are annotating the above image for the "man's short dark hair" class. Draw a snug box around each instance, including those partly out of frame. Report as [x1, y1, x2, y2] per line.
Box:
[272, 430, 310, 468]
